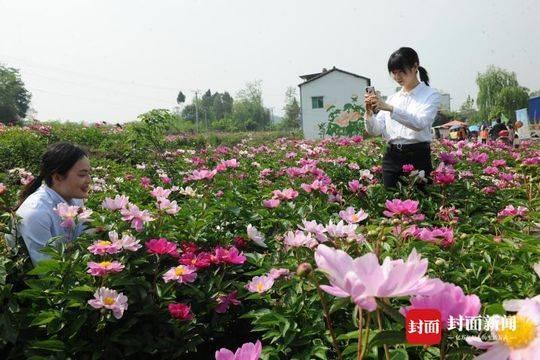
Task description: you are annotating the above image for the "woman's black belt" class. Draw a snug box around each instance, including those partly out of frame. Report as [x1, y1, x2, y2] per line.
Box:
[388, 142, 430, 152]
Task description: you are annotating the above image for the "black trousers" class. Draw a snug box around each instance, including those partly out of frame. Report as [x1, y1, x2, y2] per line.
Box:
[382, 142, 433, 188]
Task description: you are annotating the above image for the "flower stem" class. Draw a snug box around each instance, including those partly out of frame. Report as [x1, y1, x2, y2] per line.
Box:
[315, 280, 343, 360]
[376, 308, 390, 360]
[357, 307, 363, 360]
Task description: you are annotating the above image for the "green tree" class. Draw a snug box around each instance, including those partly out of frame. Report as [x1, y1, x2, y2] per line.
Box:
[176, 91, 186, 104]
[282, 87, 301, 129]
[234, 80, 270, 130]
[530, 89, 540, 97]
[476, 66, 519, 121]
[493, 86, 529, 121]
[459, 95, 481, 124]
[0, 64, 32, 124]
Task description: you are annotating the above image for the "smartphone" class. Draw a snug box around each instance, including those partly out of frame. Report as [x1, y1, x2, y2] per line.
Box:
[365, 86, 376, 94]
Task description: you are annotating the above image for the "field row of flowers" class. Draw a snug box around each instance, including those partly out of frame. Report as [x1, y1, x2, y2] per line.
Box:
[0, 122, 539, 359]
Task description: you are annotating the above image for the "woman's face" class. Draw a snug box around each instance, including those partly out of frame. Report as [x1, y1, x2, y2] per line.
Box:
[53, 157, 91, 199]
[391, 65, 418, 88]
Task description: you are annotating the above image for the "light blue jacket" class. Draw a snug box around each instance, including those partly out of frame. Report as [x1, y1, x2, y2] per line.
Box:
[16, 185, 85, 265]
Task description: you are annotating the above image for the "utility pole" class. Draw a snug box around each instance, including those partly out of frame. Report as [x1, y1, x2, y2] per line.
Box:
[194, 90, 200, 133]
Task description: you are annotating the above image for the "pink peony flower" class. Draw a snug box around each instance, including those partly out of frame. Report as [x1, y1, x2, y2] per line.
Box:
[168, 302, 193, 320]
[283, 230, 318, 249]
[120, 204, 154, 232]
[215, 291, 241, 314]
[162, 265, 198, 283]
[314, 244, 443, 311]
[268, 268, 290, 280]
[339, 207, 369, 224]
[215, 340, 262, 360]
[247, 225, 267, 247]
[179, 252, 212, 269]
[88, 287, 128, 319]
[483, 166, 499, 176]
[101, 195, 129, 211]
[88, 239, 123, 255]
[414, 227, 455, 247]
[157, 198, 180, 215]
[432, 163, 456, 185]
[401, 282, 481, 329]
[262, 198, 280, 208]
[497, 205, 528, 219]
[298, 220, 328, 243]
[325, 220, 363, 243]
[402, 164, 415, 173]
[214, 246, 246, 265]
[383, 199, 419, 218]
[246, 275, 274, 294]
[87, 261, 125, 277]
[108, 231, 141, 252]
[492, 159, 507, 167]
[140, 177, 152, 189]
[151, 186, 172, 199]
[146, 238, 178, 256]
[468, 152, 489, 164]
[439, 152, 458, 165]
[0, 183, 6, 195]
[53, 203, 93, 229]
[272, 188, 299, 201]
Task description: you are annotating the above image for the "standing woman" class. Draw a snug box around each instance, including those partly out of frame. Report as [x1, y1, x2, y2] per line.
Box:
[14, 143, 91, 265]
[364, 47, 441, 188]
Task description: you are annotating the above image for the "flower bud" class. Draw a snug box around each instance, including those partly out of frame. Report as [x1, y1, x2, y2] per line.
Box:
[391, 219, 401, 226]
[367, 230, 378, 237]
[435, 258, 445, 266]
[296, 262, 313, 277]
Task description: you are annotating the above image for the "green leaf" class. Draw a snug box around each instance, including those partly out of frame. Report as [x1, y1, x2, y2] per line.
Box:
[30, 311, 60, 326]
[27, 260, 61, 275]
[28, 339, 65, 352]
[390, 348, 409, 359]
[369, 330, 406, 348]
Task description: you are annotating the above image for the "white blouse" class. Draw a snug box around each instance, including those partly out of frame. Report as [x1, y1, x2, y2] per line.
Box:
[365, 82, 441, 144]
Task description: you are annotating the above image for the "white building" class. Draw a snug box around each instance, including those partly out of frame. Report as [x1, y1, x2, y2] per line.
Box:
[299, 67, 371, 139]
[436, 90, 451, 112]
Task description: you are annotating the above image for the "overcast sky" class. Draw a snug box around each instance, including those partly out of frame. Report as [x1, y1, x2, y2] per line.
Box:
[0, 0, 538, 123]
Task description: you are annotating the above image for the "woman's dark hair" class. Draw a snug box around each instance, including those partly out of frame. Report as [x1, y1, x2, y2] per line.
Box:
[387, 47, 430, 86]
[16, 143, 87, 209]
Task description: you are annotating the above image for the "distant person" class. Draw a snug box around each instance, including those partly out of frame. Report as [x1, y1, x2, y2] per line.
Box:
[364, 47, 441, 188]
[14, 143, 91, 265]
[490, 118, 507, 140]
[479, 125, 489, 144]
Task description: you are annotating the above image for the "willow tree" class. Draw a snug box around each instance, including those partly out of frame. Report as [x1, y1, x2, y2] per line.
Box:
[476, 66, 519, 121]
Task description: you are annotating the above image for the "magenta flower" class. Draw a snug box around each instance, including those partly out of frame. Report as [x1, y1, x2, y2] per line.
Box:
[401, 282, 481, 329]
[414, 227, 455, 247]
[483, 166, 499, 176]
[492, 159, 507, 167]
[215, 340, 262, 360]
[497, 205, 528, 219]
[272, 188, 299, 201]
[432, 163, 456, 185]
[402, 164, 415, 172]
[179, 252, 212, 269]
[168, 302, 193, 321]
[88, 287, 128, 319]
[87, 261, 125, 277]
[315, 244, 443, 311]
[88, 239, 123, 255]
[339, 206, 369, 224]
[468, 152, 489, 164]
[439, 152, 458, 165]
[101, 195, 129, 211]
[140, 177, 152, 189]
[246, 275, 274, 294]
[215, 291, 241, 313]
[162, 265, 198, 284]
[383, 199, 419, 218]
[146, 238, 178, 256]
[214, 246, 246, 265]
[120, 204, 154, 232]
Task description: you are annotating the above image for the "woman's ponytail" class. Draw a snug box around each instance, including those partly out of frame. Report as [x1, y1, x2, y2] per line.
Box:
[15, 175, 43, 210]
[418, 66, 430, 86]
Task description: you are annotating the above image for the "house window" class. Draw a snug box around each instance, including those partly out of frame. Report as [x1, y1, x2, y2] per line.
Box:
[312, 96, 324, 109]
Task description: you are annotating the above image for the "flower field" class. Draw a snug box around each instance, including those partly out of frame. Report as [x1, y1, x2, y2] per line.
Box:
[0, 120, 539, 359]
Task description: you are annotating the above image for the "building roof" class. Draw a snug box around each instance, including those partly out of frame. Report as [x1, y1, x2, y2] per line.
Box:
[298, 66, 371, 87]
